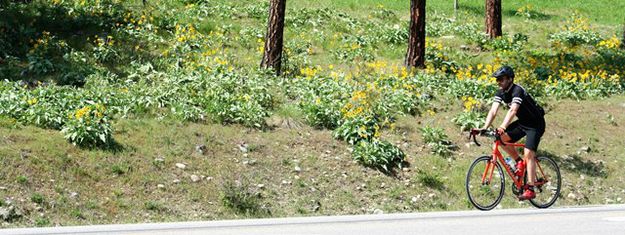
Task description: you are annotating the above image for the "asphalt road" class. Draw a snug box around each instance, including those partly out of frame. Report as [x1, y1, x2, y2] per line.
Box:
[3, 204, 625, 235]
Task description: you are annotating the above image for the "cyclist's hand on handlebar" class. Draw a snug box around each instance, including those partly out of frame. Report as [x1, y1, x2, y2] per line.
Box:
[496, 127, 506, 135]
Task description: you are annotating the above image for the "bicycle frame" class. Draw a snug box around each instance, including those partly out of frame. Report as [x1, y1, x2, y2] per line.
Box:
[483, 140, 527, 190]
[474, 132, 550, 192]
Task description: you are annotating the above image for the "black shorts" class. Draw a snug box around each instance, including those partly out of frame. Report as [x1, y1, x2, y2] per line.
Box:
[506, 120, 545, 151]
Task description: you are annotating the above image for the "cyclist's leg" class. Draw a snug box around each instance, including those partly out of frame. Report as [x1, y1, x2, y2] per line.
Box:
[524, 148, 537, 185]
[501, 121, 524, 160]
[523, 125, 545, 186]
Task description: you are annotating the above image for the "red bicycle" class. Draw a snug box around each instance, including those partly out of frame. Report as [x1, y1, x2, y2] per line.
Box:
[465, 129, 561, 210]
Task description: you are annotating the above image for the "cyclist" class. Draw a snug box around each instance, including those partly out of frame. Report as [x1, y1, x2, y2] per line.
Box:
[477, 65, 546, 200]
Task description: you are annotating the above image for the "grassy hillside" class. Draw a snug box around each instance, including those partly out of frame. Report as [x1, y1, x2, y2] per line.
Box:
[294, 0, 625, 25]
[1, 96, 624, 227]
[1, 0, 624, 227]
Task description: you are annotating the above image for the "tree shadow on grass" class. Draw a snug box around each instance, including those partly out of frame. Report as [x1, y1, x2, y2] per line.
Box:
[0, 2, 158, 85]
[503, 9, 553, 21]
[1, 3, 123, 57]
[457, 4, 552, 21]
[458, 4, 484, 16]
[363, 160, 411, 179]
[415, 169, 446, 191]
[538, 150, 607, 178]
[78, 138, 127, 154]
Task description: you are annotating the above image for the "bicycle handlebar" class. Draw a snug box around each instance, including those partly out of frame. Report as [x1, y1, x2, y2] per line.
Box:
[468, 128, 500, 147]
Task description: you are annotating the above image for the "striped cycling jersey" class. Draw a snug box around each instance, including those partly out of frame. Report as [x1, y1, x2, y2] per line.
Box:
[493, 84, 545, 127]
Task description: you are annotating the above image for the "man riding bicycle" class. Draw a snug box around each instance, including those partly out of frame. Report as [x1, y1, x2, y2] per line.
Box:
[477, 65, 546, 200]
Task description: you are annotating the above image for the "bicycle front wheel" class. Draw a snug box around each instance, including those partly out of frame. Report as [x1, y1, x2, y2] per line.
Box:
[530, 155, 562, 208]
[466, 156, 505, 211]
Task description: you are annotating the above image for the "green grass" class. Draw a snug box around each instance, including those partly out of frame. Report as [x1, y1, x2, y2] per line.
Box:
[1, 96, 624, 226]
[288, 0, 625, 26]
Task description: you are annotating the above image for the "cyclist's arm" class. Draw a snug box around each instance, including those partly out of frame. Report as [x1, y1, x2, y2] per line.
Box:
[499, 103, 520, 130]
[482, 102, 501, 129]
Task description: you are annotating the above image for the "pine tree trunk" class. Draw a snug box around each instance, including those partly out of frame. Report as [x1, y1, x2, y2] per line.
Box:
[405, 0, 426, 69]
[485, 0, 502, 38]
[621, 21, 625, 49]
[260, 0, 287, 75]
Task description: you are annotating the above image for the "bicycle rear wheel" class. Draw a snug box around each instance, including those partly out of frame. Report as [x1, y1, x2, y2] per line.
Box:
[466, 156, 505, 211]
[530, 155, 561, 208]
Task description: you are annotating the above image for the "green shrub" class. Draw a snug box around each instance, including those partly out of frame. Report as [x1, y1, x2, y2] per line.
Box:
[452, 111, 485, 131]
[333, 115, 379, 144]
[61, 103, 113, 147]
[91, 35, 119, 64]
[200, 71, 274, 127]
[371, 5, 397, 21]
[295, 77, 349, 129]
[352, 139, 406, 173]
[332, 34, 375, 62]
[25, 31, 69, 76]
[420, 126, 455, 157]
[550, 31, 603, 47]
[487, 33, 529, 51]
[514, 4, 548, 20]
[21, 87, 74, 130]
[447, 79, 498, 101]
[111, 163, 131, 175]
[379, 24, 408, 45]
[31, 193, 45, 205]
[549, 14, 603, 47]
[282, 39, 313, 76]
[16, 175, 28, 184]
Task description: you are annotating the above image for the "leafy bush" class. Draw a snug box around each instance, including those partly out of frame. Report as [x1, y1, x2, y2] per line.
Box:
[61, 103, 113, 147]
[242, 1, 269, 19]
[58, 50, 96, 86]
[282, 39, 313, 76]
[200, 71, 274, 127]
[31, 193, 45, 205]
[144, 201, 166, 212]
[295, 77, 350, 129]
[332, 34, 375, 62]
[549, 14, 603, 47]
[420, 127, 455, 157]
[25, 32, 70, 76]
[379, 24, 408, 45]
[425, 39, 458, 73]
[286, 8, 334, 28]
[426, 14, 457, 37]
[550, 31, 603, 47]
[447, 78, 498, 100]
[333, 115, 379, 144]
[487, 33, 529, 51]
[352, 139, 405, 173]
[452, 111, 485, 131]
[91, 35, 119, 63]
[371, 5, 398, 21]
[515, 4, 548, 20]
[376, 86, 424, 117]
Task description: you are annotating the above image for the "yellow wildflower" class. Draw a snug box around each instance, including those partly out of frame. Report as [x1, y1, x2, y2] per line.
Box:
[27, 98, 38, 105]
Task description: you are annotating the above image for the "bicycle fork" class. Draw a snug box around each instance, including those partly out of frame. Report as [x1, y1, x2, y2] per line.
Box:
[481, 161, 495, 185]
